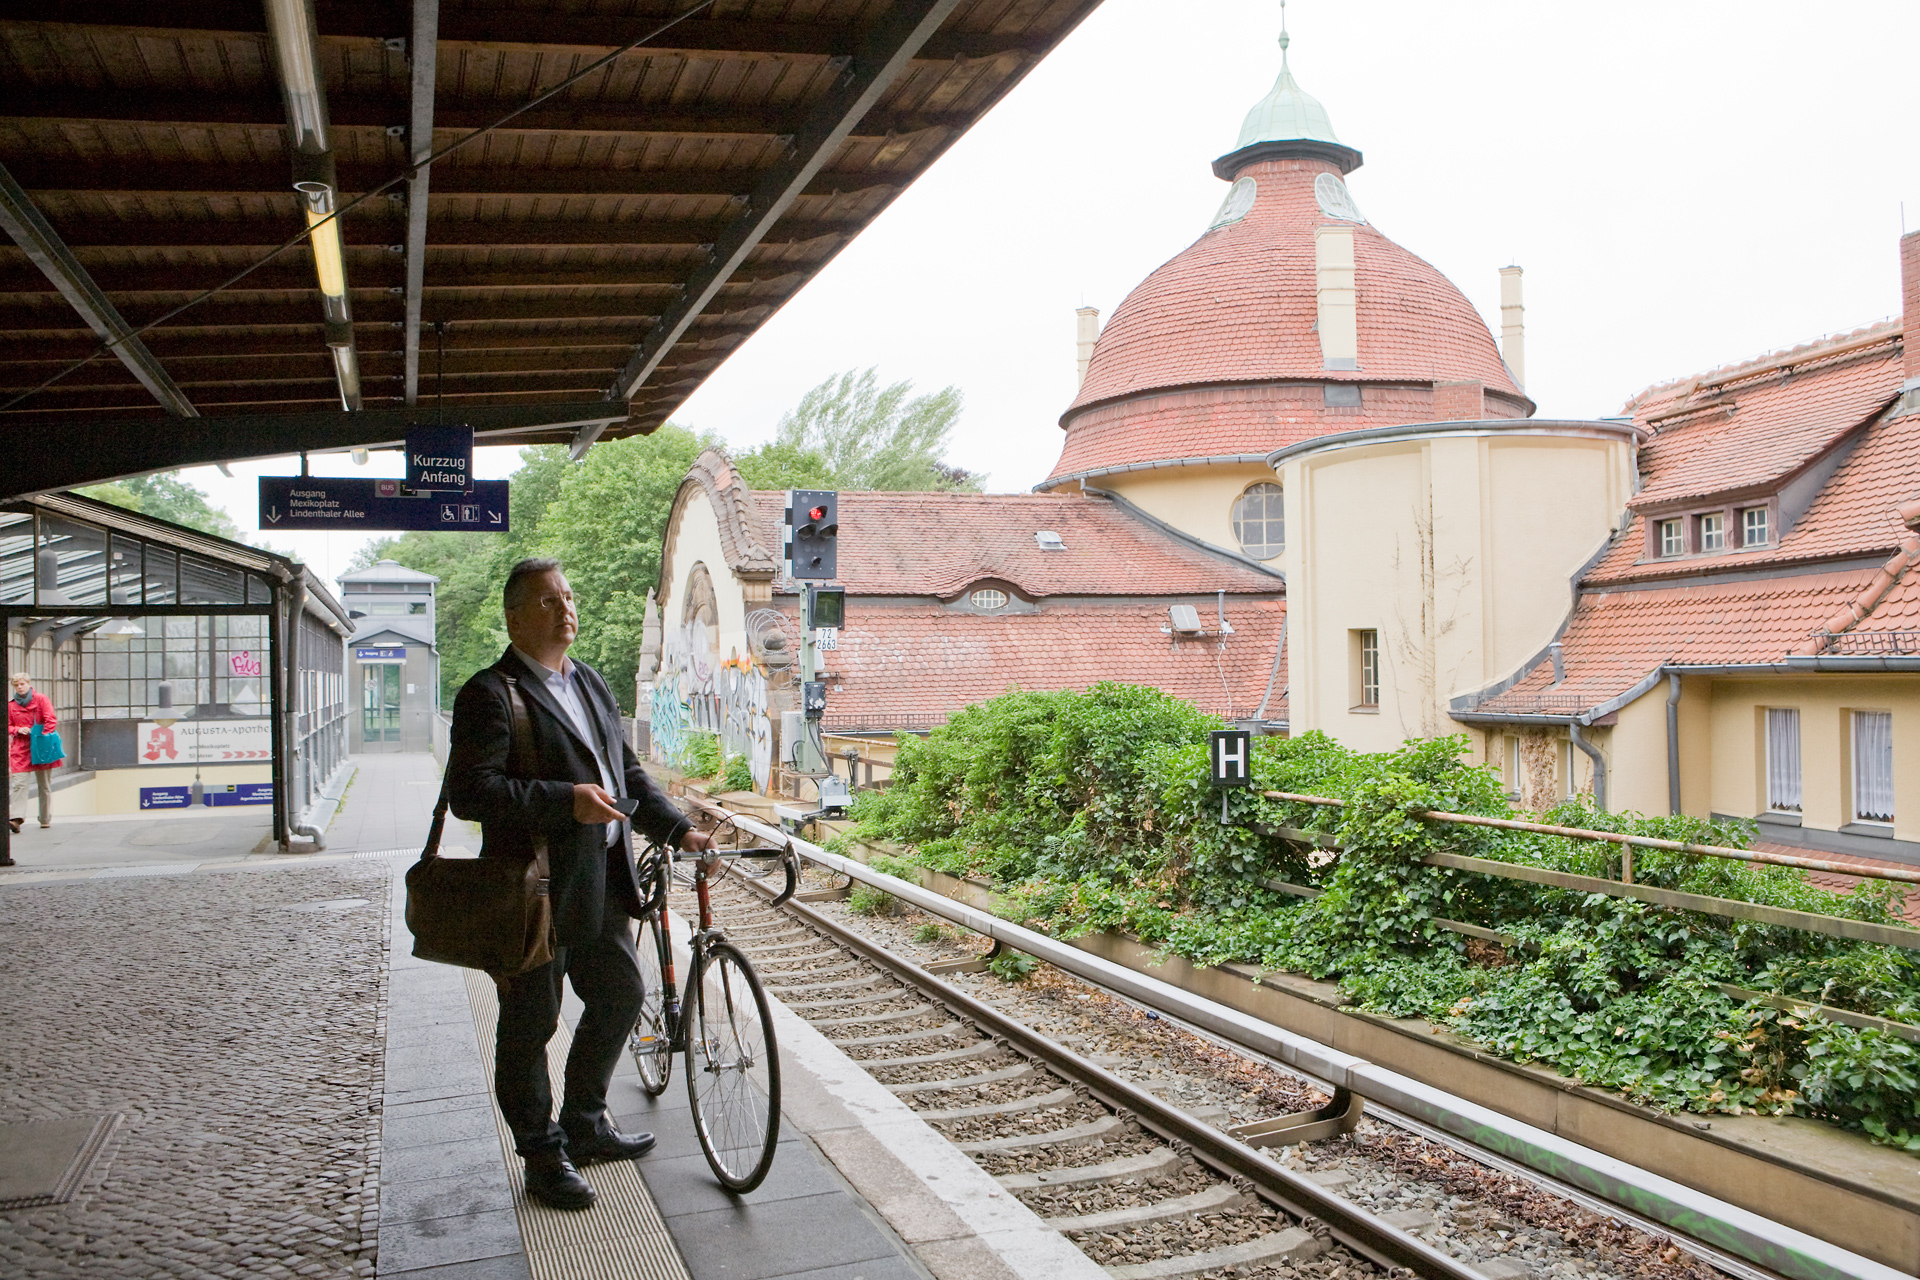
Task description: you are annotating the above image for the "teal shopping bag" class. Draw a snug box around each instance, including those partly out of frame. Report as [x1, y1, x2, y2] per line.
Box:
[29, 723, 64, 767]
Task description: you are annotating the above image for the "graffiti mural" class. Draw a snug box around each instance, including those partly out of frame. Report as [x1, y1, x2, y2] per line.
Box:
[651, 618, 774, 793]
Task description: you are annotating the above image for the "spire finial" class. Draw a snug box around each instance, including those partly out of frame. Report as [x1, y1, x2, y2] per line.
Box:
[1278, 0, 1290, 59]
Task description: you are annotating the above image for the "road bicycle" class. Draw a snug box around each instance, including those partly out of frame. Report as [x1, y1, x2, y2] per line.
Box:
[629, 815, 799, 1192]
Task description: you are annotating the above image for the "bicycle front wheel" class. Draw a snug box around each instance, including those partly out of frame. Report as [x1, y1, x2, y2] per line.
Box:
[684, 941, 781, 1191]
[630, 915, 674, 1096]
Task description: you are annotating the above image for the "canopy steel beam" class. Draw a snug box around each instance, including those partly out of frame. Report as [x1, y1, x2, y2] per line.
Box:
[0, 3, 1046, 64]
[3, 400, 628, 499]
[0, 161, 198, 419]
[403, 0, 437, 405]
[0, 262, 806, 295]
[8, 160, 893, 202]
[603, 0, 965, 458]
[29, 216, 852, 249]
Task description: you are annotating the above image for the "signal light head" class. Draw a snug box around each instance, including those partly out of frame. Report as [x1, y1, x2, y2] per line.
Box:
[809, 505, 826, 520]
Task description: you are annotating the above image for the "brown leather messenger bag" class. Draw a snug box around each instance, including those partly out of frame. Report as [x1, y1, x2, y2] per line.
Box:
[404, 673, 556, 976]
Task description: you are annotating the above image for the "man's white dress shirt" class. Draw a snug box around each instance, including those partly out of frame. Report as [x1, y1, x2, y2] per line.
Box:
[513, 646, 621, 846]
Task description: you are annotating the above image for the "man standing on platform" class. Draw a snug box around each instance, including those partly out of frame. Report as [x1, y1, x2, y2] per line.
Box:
[446, 557, 710, 1211]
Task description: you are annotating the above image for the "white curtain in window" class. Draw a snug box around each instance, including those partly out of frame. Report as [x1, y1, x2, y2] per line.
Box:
[1766, 708, 1801, 812]
[1852, 711, 1894, 823]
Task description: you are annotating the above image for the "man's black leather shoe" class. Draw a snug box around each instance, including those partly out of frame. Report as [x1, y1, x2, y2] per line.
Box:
[524, 1151, 595, 1210]
[567, 1128, 657, 1164]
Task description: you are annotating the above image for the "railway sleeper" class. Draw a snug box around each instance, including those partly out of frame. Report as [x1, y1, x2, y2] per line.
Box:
[742, 939, 839, 959]
[889, 1060, 1035, 1094]
[917, 1085, 1080, 1122]
[831, 1021, 967, 1048]
[955, 1113, 1130, 1154]
[769, 971, 894, 996]
[763, 959, 866, 984]
[1043, 1183, 1248, 1233]
[997, 1147, 1184, 1191]
[807, 1004, 945, 1029]
[1101, 1227, 1324, 1280]
[867, 1038, 1005, 1070]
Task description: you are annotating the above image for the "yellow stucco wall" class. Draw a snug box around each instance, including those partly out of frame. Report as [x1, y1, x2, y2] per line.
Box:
[1281, 426, 1633, 750]
[1097, 464, 1285, 565]
[1587, 674, 1920, 842]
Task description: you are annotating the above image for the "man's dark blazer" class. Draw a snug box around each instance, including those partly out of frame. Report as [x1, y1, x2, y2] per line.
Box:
[446, 647, 689, 947]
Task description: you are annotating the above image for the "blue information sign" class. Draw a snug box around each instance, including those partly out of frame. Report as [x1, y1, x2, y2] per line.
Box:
[259, 477, 509, 532]
[139, 783, 273, 809]
[355, 647, 406, 661]
[406, 424, 473, 492]
[140, 786, 194, 809]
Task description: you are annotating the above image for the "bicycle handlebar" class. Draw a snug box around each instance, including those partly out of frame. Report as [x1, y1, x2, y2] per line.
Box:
[664, 842, 801, 907]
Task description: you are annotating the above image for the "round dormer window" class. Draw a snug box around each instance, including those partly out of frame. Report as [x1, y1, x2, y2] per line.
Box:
[969, 588, 1009, 611]
[1232, 483, 1285, 560]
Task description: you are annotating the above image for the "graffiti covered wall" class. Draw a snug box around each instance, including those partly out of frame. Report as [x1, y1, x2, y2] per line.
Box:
[650, 619, 773, 793]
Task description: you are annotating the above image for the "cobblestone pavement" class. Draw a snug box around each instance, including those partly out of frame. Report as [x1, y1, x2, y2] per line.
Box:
[0, 861, 392, 1279]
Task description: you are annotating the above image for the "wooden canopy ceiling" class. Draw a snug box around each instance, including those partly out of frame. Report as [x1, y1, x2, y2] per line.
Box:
[0, 0, 1102, 495]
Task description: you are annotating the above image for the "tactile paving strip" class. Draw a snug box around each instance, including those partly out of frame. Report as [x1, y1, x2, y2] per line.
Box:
[462, 969, 692, 1280]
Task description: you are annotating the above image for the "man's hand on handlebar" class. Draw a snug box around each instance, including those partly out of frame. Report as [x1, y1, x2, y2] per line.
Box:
[679, 829, 714, 852]
[571, 783, 624, 825]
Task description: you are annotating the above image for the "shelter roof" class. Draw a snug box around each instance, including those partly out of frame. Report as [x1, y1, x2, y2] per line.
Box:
[743, 489, 1285, 599]
[339, 558, 438, 585]
[350, 619, 435, 649]
[0, 0, 1103, 494]
[784, 598, 1287, 732]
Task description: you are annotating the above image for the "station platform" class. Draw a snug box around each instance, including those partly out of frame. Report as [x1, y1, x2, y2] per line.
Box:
[0, 754, 1086, 1280]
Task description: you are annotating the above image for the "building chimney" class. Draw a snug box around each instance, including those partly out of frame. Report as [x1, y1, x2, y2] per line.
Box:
[1314, 226, 1358, 370]
[1901, 231, 1920, 406]
[1075, 306, 1100, 389]
[1499, 265, 1525, 389]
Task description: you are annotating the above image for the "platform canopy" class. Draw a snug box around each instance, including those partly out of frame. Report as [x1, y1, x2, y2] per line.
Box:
[0, 0, 1103, 497]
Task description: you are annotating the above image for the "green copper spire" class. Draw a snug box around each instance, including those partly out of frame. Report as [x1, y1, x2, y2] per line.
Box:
[1233, 1, 1343, 150]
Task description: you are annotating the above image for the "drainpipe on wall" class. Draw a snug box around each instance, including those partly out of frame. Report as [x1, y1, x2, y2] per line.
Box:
[1569, 721, 1606, 812]
[1665, 672, 1682, 816]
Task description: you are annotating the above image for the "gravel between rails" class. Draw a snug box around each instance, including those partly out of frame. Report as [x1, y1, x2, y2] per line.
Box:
[720, 884, 1731, 1280]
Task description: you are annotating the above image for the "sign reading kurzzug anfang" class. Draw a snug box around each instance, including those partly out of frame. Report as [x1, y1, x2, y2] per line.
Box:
[405, 424, 474, 493]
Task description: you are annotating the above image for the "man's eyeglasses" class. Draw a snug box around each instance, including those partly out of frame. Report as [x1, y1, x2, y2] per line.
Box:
[526, 593, 574, 614]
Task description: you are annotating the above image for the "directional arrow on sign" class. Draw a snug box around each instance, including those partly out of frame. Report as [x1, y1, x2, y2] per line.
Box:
[266, 506, 281, 524]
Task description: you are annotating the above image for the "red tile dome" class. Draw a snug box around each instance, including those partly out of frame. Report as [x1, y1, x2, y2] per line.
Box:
[1045, 141, 1532, 486]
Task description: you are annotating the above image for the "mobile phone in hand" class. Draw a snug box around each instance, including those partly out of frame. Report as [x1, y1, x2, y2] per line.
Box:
[611, 796, 640, 818]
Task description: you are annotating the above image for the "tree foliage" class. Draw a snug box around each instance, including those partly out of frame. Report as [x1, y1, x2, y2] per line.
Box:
[79, 473, 246, 542]
[850, 686, 1920, 1149]
[358, 427, 712, 712]
[732, 367, 979, 492]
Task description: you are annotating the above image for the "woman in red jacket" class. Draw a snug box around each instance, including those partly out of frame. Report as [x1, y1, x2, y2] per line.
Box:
[9, 671, 59, 835]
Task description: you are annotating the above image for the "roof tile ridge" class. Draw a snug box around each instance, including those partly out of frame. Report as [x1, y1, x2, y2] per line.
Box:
[689, 447, 775, 573]
[1793, 516, 1920, 656]
[1620, 318, 1904, 416]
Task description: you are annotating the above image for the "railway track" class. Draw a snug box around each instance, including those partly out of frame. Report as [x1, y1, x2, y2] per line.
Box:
[676, 859, 1713, 1280]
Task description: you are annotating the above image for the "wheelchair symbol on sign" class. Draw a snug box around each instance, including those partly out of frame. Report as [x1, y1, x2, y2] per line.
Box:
[440, 504, 457, 523]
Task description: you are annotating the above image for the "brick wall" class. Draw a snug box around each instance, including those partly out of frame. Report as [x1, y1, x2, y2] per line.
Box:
[1432, 380, 1485, 421]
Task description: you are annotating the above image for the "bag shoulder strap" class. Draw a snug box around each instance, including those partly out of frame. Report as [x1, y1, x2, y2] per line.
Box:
[499, 674, 552, 882]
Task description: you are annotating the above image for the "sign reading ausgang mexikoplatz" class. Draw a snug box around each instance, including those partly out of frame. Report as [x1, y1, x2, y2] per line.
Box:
[405, 424, 474, 492]
[258, 477, 509, 532]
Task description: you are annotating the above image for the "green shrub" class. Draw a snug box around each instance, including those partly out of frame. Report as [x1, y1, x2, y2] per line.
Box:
[848, 884, 893, 916]
[682, 732, 722, 779]
[987, 950, 1039, 983]
[913, 922, 947, 943]
[842, 684, 1920, 1147]
[720, 753, 754, 793]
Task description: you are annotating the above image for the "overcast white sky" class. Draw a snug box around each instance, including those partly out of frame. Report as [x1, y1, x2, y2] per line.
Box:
[189, 0, 1920, 589]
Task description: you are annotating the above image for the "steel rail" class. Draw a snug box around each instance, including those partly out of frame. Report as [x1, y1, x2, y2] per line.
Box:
[734, 876, 1482, 1278]
[688, 798, 1912, 1280]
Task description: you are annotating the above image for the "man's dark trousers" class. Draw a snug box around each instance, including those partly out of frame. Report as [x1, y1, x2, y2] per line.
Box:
[495, 889, 642, 1156]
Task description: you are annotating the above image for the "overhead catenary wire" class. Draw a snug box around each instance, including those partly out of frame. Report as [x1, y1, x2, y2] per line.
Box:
[0, 0, 720, 416]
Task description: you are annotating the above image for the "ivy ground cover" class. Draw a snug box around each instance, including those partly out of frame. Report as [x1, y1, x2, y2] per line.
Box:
[845, 684, 1920, 1150]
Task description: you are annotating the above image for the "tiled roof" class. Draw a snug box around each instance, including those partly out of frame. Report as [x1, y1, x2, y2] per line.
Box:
[1623, 339, 1903, 512]
[1066, 157, 1523, 420]
[744, 490, 1284, 599]
[797, 599, 1288, 731]
[1467, 569, 1885, 717]
[1588, 406, 1920, 586]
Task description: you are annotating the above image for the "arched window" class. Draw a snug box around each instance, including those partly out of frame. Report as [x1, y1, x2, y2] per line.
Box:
[968, 588, 1009, 610]
[1232, 483, 1285, 560]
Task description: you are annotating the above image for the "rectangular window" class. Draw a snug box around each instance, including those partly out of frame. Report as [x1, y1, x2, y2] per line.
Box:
[1852, 711, 1894, 823]
[1503, 734, 1521, 794]
[1351, 630, 1379, 709]
[1765, 708, 1801, 812]
[1658, 518, 1684, 557]
[1742, 506, 1770, 546]
[1698, 512, 1725, 552]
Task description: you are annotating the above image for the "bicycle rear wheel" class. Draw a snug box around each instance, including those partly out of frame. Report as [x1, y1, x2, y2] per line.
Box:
[630, 915, 674, 1096]
[684, 940, 780, 1191]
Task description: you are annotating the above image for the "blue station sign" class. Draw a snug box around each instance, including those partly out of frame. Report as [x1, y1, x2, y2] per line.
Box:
[355, 647, 406, 661]
[406, 424, 473, 493]
[140, 783, 273, 809]
[259, 477, 509, 532]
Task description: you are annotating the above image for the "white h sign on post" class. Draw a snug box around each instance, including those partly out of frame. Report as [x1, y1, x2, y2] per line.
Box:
[1210, 729, 1251, 787]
